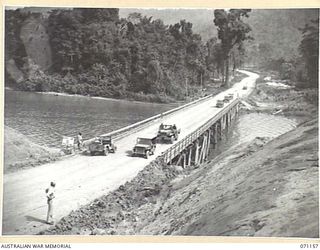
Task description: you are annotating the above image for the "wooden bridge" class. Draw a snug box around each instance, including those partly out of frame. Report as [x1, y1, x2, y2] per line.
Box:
[162, 98, 240, 167]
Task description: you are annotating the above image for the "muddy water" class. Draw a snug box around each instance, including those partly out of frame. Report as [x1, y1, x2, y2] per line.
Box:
[209, 113, 298, 159]
[4, 90, 176, 148]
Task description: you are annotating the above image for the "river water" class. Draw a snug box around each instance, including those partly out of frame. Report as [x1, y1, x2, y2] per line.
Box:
[4, 90, 176, 148]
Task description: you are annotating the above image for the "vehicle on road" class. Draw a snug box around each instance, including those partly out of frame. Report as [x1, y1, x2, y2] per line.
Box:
[132, 137, 157, 159]
[227, 93, 234, 100]
[61, 136, 75, 154]
[243, 86, 248, 90]
[223, 93, 234, 102]
[89, 135, 117, 156]
[216, 100, 224, 108]
[157, 124, 180, 143]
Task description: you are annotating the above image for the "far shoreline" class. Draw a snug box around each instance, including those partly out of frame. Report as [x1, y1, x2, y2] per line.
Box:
[5, 88, 183, 107]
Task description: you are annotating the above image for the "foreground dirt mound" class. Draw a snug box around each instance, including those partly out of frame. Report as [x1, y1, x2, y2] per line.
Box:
[4, 126, 61, 173]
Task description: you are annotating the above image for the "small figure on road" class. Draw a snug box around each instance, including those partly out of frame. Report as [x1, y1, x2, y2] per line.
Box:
[77, 132, 83, 150]
[45, 181, 56, 225]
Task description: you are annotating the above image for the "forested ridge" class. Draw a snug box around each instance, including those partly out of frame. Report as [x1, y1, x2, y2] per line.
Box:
[5, 8, 319, 103]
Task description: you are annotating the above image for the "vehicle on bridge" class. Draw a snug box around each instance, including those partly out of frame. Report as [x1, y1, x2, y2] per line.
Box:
[132, 137, 157, 159]
[223, 93, 234, 102]
[216, 100, 224, 108]
[89, 135, 117, 156]
[157, 123, 180, 143]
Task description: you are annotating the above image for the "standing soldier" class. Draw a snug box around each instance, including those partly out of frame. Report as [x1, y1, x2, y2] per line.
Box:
[77, 132, 83, 150]
[45, 181, 56, 225]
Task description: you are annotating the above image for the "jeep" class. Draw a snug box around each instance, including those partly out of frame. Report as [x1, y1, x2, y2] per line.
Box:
[157, 124, 180, 143]
[216, 100, 224, 108]
[132, 137, 157, 159]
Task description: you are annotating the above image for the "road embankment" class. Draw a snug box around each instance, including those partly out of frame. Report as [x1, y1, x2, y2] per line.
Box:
[4, 126, 61, 173]
[41, 74, 318, 237]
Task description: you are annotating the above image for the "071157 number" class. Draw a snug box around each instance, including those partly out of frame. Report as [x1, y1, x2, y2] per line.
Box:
[300, 244, 319, 248]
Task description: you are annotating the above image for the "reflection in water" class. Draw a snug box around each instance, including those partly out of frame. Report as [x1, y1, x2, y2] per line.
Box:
[5, 90, 175, 148]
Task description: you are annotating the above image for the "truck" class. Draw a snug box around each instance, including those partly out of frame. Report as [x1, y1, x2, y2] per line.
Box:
[132, 137, 157, 159]
[157, 123, 180, 143]
[223, 93, 234, 103]
[61, 136, 75, 155]
[216, 100, 224, 108]
[89, 135, 117, 156]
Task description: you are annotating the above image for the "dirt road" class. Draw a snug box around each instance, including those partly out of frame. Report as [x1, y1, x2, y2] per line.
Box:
[2, 70, 259, 235]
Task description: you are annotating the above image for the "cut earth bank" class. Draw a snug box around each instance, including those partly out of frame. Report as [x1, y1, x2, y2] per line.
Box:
[42, 73, 319, 237]
[4, 126, 61, 174]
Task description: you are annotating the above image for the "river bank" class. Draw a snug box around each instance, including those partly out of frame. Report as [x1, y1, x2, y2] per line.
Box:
[41, 74, 318, 237]
[4, 126, 62, 173]
[244, 73, 317, 123]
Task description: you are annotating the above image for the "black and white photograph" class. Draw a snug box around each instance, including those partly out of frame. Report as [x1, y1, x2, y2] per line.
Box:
[2, 5, 319, 238]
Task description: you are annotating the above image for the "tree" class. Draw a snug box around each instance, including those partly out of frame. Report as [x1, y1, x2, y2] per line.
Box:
[299, 19, 319, 87]
[213, 9, 252, 85]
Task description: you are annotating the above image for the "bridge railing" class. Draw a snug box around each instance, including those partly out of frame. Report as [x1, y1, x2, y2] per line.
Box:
[83, 94, 214, 146]
[161, 98, 240, 163]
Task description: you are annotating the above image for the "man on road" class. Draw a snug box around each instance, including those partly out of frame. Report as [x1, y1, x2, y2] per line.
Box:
[77, 132, 83, 150]
[45, 181, 56, 225]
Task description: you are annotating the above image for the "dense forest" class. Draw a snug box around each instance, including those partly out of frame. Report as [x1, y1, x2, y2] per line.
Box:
[5, 8, 319, 103]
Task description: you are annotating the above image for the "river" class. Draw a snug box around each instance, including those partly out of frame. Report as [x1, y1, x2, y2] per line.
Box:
[4, 90, 176, 148]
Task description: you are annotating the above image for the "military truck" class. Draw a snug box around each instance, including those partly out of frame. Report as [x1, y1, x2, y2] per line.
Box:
[89, 135, 117, 156]
[216, 100, 224, 108]
[132, 137, 157, 159]
[223, 93, 234, 103]
[157, 124, 180, 143]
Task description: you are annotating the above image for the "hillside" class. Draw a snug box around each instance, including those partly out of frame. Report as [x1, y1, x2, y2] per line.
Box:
[121, 8, 318, 59]
[119, 8, 217, 42]
[5, 8, 318, 101]
[245, 9, 319, 65]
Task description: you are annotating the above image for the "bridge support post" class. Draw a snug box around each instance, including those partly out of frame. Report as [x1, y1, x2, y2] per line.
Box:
[182, 152, 187, 168]
[218, 121, 222, 141]
[206, 129, 211, 159]
[194, 139, 200, 165]
[187, 146, 192, 166]
[199, 134, 207, 164]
